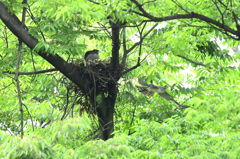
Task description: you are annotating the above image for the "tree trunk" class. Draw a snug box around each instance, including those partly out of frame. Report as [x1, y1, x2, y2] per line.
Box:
[94, 81, 118, 140]
[92, 19, 121, 140]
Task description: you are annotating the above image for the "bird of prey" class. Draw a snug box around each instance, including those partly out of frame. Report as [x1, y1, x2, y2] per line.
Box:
[137, 78, 189, 109]
[84, 49, 99, 62]
[137, 78, 167, 95]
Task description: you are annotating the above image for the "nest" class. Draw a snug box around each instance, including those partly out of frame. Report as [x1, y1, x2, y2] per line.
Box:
[71, 61, 118, 116]
[70, 60, 130, 117]
[74, 61, 117, 94]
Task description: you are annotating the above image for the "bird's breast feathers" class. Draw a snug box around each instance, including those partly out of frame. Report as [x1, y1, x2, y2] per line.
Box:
[85, 53, 99, 61]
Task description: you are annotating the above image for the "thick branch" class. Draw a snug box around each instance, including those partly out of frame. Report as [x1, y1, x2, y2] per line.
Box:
[0, 2, 87, 92]
[130, 0, 158, 20]
[130, 0, 240, 38]
[110, 21, 120, 72]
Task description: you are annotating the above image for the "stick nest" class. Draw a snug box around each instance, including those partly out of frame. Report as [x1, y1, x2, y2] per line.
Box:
[74, 61, 117, 93]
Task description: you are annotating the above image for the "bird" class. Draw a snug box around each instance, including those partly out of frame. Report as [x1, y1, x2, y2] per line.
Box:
[137, 78, 189, 109]
[84, 49, 99, 62]
[137, 78, 167, 95]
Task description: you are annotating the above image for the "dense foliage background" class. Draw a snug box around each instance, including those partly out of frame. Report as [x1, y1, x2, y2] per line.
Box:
[1, 0, 240, 158]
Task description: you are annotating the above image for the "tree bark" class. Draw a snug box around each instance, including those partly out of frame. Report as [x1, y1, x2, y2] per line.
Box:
[95, 93, 115, 140]
[89, 80, 118, 140]
[110, 21, 120, 71]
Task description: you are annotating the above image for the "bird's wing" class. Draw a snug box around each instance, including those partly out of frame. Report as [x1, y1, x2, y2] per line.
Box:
[138, 78, 166, 93]
[138, 78, 149, 86]
[149, 84, 166, 93]
[84, 51, 91, 59]
[136, 86, 154, 97]
[137, 79, 190, 109]
[137, 85, 190, 109]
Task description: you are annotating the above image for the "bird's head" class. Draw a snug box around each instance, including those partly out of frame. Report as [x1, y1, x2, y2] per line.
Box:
[92, 49, 99, 54]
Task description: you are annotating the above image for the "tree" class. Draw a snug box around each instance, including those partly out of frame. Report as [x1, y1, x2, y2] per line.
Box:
[0, 0, 240, 143]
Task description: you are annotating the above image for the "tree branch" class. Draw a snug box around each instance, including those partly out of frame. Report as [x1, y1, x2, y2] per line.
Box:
[22, 103, 34, 132]
[15, 0, 27, 139]
[26, 5, 46, 42]
[87, 0, 100, 5]
[3, 68, 58, 75]
[136, 21, 146, 65]
[171, 0, 190, 13]
[121, 27, 127, 67]
[130, 0, 158, 20]
[127, 23, 158, 53]
[109, 20, 120, 72]
[130, 0, 240, 39]
[177, 54, 207, 66]
[97, 22, 112, 38]
[0, 2, 88, 92]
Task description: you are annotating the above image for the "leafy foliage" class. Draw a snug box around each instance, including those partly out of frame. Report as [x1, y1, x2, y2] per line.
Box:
[1, 0, 240, 158]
